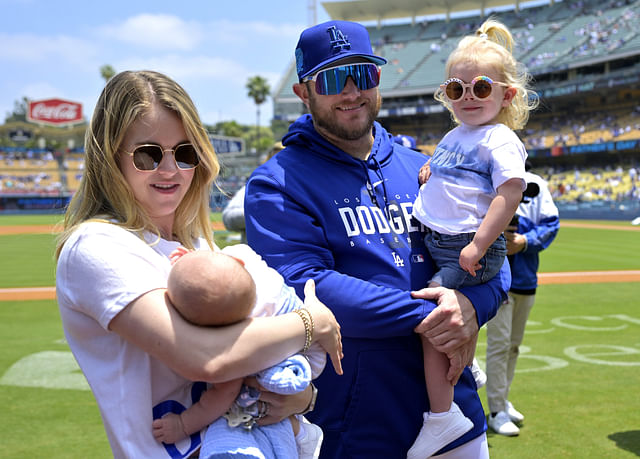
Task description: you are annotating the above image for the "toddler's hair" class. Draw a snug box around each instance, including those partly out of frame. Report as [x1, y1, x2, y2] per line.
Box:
[435, 17, 539, 130]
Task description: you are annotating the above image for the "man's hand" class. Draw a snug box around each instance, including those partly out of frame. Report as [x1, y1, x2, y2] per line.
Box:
[505, 230, 527, 255]
[411, 287, 479, 384]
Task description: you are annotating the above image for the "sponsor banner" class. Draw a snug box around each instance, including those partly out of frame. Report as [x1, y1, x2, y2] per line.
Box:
[9, 128, 33, 142]
[27, 98, 83, 126]
[208, 134, 245, 154]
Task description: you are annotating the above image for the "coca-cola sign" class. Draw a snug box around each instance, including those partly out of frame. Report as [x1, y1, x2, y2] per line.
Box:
[27, 98, 83, 126]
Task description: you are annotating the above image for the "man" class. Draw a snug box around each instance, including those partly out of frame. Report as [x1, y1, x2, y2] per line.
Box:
[245, 20, 509, 458]
[486, 165, 560, 436]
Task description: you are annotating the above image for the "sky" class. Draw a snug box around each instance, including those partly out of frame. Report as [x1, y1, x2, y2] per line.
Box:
[1, 0, 332, 127]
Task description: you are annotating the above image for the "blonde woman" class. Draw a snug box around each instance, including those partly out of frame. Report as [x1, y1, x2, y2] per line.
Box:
[409, 18, 539, 458]
[55, 70, 342, 458]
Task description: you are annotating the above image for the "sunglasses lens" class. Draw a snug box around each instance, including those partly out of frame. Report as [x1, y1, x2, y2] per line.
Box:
[131, 144, 199, 171]
[315, 69, 340, 95]
[174, 144, 199, 169]
[133, 145, 163, 171]
[473, 80, 493, 98]
[445, 81, 464, 101]
[351, 64, 380, 91]
[314, 64, 380, 95]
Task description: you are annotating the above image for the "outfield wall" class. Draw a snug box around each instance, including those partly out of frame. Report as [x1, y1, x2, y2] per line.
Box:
[557, 199, 640, 221]
[2, 194, 638, 221]
[0, 194, 70, 214]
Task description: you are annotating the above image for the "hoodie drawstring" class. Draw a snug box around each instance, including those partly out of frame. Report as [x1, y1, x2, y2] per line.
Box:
[365, 155, 391, 220]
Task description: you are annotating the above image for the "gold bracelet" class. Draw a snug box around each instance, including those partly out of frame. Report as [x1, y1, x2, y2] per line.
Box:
[294, 308, 313, 353]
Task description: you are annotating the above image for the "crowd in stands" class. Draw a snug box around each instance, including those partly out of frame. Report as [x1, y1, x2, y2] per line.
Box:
[522, 104, 640, 150]
[3, 144, 638, 208]
[411, 103, 640, 153]
[0, 149, 80, 195]
[538, 164, 639, 204]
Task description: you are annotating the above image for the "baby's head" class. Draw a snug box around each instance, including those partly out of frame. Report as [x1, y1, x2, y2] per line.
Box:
[167, 250, 256, 326]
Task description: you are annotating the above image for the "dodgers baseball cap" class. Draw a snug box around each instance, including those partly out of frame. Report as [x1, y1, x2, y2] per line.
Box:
[295, 20, 387, 81]
[393, 135, 417, 149]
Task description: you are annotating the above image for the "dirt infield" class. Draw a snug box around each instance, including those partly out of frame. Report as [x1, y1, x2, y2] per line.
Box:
[1, 221, 636, 236]
[1, 221, 638, 301]
[2, 270, 638, 301]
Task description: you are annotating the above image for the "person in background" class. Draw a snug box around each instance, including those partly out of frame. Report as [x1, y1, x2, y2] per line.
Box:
[485, 163, 559, 436]
[409, 18, 538, 457]
[244, 20, 510, 458]
[55, 70, 342, 458]
[222, 141, 284, 242]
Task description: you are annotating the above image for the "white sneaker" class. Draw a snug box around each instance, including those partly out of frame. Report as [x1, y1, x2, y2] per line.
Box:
[506, 400, 524, 423]
[296, 416, 323, 459]
[407, 402, 474, 459]
[470, 358, 486, 389]
[488, 411, 520, 436]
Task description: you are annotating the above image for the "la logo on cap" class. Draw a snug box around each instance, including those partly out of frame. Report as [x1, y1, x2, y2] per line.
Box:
[328, 26, 351, 53]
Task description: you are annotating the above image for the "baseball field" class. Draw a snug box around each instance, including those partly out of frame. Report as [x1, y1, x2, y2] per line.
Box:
[0, 214, 638, 457]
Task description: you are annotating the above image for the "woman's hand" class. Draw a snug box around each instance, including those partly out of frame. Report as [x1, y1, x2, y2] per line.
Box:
[301, 279, 343, 375]
[243, 377, 315, 426]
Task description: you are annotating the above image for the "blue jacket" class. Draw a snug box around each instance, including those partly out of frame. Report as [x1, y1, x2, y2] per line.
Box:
[245, 115, 509, 458]
[510, 171, 560, 294]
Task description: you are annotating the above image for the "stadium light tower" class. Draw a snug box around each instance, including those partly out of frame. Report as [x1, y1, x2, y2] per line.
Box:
[308, 0, 317, 25]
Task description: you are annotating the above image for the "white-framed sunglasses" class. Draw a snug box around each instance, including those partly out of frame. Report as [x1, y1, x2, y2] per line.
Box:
[440, 76, 509, 101]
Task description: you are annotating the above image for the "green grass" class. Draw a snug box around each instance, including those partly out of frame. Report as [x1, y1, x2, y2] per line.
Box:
[0, 300, 110, 457]
[0, 234, 58, 287]
[0, 215, 639, 457]
[477, 282, 640, 458]
[540, 225, 640, 272]
[0, 213, 65, 226]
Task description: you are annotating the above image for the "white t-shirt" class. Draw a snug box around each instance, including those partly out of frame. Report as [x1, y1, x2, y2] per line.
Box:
[413, 123, 527, 235]
[221, 243, 292, 319]
[56, 221, 210, 458]
[221, 243, 325, 378]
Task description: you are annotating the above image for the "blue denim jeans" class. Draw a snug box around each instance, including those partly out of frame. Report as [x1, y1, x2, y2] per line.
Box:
[424, 229, 507, 289]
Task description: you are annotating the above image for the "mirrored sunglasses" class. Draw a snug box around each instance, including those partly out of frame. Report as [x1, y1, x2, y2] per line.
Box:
[123, 143, 200, 171]
[441, 76, 509, 102]
[305, 63, 381, 95]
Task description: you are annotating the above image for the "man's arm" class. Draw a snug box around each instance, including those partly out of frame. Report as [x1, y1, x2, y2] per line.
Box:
[245, 173, 507, 339]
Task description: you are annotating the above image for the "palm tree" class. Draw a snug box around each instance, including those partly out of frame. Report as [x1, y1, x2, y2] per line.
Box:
[246, 76, 271, 153]
[100, 65, 116, 83]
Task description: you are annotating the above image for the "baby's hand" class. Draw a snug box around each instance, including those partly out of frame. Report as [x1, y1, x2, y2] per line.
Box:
[418, 158, 432, 185]
[152, 413, 186, 444]
[169, 247, 191, 265]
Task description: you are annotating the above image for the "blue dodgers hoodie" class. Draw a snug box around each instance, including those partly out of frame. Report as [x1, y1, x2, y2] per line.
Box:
[245, 115, 509, 458]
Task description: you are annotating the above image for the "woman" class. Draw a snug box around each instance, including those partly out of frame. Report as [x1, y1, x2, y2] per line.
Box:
[55, 70, 342, 458]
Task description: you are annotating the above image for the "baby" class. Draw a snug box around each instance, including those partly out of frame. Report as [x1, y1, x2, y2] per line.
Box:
[153, 245, 325, 458]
